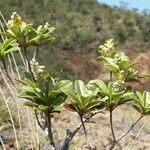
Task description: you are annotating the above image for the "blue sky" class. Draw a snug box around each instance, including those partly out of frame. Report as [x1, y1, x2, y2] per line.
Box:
[98, 0, 150, 11]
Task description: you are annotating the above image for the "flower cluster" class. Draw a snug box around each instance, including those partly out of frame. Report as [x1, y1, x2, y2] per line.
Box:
[0, 12, 55, 48]
[99, 39, 139, 83]
[115, 70, 125, 83]
[44, 22, 50, 28]
[99, 39, 114, 52]
[114, 52, 129, 62]
[30, 58, 45, 80]
[112, 71, 125, 92]
[99, 39, 116, 59]
[7, 12, 26, 27]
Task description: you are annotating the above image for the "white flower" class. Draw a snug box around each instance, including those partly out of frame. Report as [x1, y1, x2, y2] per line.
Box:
[44, 128, 48, 135]
[107, 58, 117, 64]
[35, 88, 41, 92]
[102, 96, 109, 101]
[113, 82, 120, 86]
[12, 12, 17, 16]
[99, 45, 105, 49]
[40, 65, 45, 69]
[30, 58, 45, 80]
[104, 39, 114, 50]
[38, 68, 43, 73]
[120, 70, 125, 73]
[44, 22, 49, 28]
[35, 62, 39, 66]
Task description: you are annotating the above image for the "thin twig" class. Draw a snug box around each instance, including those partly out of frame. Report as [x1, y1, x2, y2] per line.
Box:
[0, 91, 19, 150]
[35, 110, 45, 131]
[118, 115, 143, 142]
[0, 136, 6, 150]
[109, 115, 143, 150]
[18, 49, 27, 68]
[1, 59, 14, 85]
[0, 19, 5, 41]
[10, 52, 21, 79]
[128, 116, 149, 150]
[7, 55, 15, 82]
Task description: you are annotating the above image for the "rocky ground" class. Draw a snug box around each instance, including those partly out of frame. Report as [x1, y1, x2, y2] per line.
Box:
[51, 105, 150, 150]
[1, 106, 150, 150]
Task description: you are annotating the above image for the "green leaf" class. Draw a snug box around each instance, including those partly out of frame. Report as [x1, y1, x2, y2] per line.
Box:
[22, 24, 33, 34]
[3, 39, 16, 49]
[62, 89, 81, 105]
[53, 80, 73, 91]
[105, 63, 119, 73]
[93, 80, 109, 94]
[19, 76, 71, 113]
[63, 80, 105, 116]
[10, 26, 22, 37]
[0, 32, 16, 38]
[75, 80, 86, 96]
[132, 91, 150, 115]
[24, 101, 38, 108]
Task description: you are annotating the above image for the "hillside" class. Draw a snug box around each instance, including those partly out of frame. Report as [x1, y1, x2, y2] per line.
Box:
[0, 0, 150, 80]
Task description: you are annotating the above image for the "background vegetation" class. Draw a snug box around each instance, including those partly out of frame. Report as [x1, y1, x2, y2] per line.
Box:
[0, 0, 150, 80]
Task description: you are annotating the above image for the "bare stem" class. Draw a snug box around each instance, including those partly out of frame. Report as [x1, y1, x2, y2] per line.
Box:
[23, 46, 30, 71]
[46, 111, 55, 147]
[80, 115, 88, 138]
[60, 124, 83, 150]
[109, 109, 116, 142]
[110, 71, 113, 81]
[23, 46, 35, 81]
[80, 115, 96, 150]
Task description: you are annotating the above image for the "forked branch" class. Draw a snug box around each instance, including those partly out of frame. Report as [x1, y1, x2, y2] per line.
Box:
[60, 110, 105, 150]
[109, 115, 143, 150]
